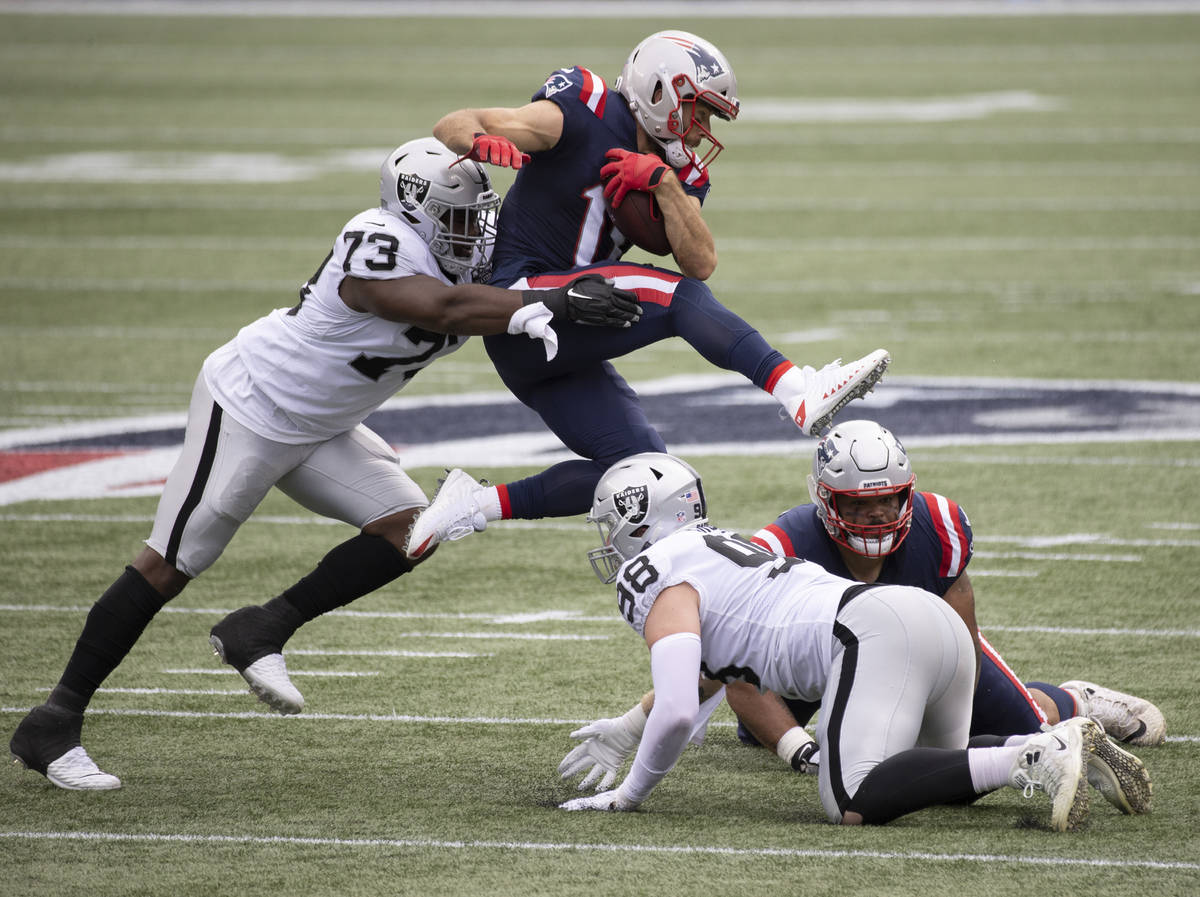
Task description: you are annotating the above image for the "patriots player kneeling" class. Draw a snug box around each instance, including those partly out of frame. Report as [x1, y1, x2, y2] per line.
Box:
[558, 453, 1145, 831]
[8, 138, 639, 791]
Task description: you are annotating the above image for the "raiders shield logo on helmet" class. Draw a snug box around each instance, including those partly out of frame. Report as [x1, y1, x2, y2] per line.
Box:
[397, 171, 430, 204]
[614, 485, 649, 524]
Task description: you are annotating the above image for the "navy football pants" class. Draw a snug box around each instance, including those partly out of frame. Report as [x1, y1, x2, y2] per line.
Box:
[486, 261, 787, 519]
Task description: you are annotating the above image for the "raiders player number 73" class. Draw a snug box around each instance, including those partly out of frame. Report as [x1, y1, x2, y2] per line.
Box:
[9, 137, 640, 791]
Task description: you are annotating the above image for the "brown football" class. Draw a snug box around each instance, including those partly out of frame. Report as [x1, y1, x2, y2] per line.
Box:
[606, 188, 671, 256]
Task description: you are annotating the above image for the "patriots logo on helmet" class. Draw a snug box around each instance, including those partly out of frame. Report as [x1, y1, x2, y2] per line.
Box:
[397, 172, 430, 204]
[615, 485, 649, 524]
[543, 71, 573, 97]
[667, 37, 726, 83]
[816, 437, 839, 471]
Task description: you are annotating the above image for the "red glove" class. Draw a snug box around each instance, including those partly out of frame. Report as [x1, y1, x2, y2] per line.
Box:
[457, 132, 531, 170]
[600, 149, 670, 208]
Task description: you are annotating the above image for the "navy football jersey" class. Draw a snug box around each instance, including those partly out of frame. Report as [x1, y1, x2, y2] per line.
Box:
[490, 66, 710, 287]
[751, 491, 1048, 736]
[751, 491, 973, 598]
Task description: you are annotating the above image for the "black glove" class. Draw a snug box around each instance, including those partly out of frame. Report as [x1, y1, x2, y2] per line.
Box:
[789, 739, 819, 774]
[524, 274, 642, 328]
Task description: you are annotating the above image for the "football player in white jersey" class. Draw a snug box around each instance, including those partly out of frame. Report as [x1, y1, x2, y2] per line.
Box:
[556, 453, 1136, 831]
[561, 422, 1157, 816]
[8, 138, 640, 792]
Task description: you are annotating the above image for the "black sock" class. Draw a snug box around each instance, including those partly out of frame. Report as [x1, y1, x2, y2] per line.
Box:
[51, 566, 169, 711]
[262, 533, 412, 636]
[845, 748, 975, 824]
[968, 733, 1009, 748]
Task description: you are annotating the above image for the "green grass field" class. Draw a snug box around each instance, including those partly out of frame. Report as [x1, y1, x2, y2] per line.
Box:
[1, 5, 1198, 896]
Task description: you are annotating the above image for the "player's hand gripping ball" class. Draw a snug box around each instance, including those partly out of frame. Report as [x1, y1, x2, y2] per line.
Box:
[601, 149, 671, 256]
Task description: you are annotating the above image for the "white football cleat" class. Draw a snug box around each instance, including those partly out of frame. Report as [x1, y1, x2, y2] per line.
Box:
[1010, 717, 1090, 832]
[1060, 680, 1165, 746]
[784, 349, 890, 436]
[43, 746, 122, 791]
[236, 653, 304, 715]
[405, 468, 490, 560]
[1072, 718, 1152, 814]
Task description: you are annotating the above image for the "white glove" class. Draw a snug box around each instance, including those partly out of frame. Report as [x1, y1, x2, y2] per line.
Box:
[558, 789, 639, 812]
[557, 703, 647, 792]
[506, 303, 559, 361]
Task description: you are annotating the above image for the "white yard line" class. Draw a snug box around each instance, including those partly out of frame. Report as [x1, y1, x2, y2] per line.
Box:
[2, 604, 1196, 637]
[0, 828, 1198, 871]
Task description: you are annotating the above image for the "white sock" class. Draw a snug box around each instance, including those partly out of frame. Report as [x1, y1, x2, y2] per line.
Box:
[967, 745, 1022, 793]
[770, 364, 812, 408]
[476, 485, 503, 521]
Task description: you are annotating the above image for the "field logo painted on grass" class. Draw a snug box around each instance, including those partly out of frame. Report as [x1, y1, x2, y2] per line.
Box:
[2, 374, 1199, 505]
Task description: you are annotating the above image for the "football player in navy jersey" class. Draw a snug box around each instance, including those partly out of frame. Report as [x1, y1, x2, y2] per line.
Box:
[8, 139, 639, 792]
[410, 30, 890, 559]
[556, 453, 1149, 830]
[558, 422, 1159, 816]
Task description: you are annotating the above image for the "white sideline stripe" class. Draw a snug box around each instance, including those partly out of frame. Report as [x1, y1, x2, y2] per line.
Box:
[0, 829, 1197, 871]
[0, 707, 1196, 743]
[1, 605, 1196, 638]
[164, 668, 378, 678]
[966, 570, 1040, 578]
[972, 550, 1142, 563]
[982, 624, 1200, 638]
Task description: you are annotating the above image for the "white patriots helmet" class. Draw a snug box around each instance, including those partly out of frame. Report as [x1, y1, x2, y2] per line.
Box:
[807, 420, 915, 558]
[380, 137, 501, 284]
[587, 453, 708, 583]
[614, 30, 739, 169]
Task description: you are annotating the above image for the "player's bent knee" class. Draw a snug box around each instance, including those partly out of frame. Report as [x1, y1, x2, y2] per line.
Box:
[131, 546, 190, 598]
[364, 507, 424, 558]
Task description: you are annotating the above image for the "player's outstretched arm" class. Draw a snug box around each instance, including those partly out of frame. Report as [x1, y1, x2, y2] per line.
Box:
[433, 102, 563, 167]
[340, 274, 640, 334]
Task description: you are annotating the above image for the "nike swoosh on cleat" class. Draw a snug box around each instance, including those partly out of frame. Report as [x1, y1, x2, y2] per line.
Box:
[1051, 735, 1068, 751]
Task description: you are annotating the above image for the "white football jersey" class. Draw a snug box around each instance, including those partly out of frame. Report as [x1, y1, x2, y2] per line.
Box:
[613, 525, 854, 702]
[203, 208, 467, 443]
